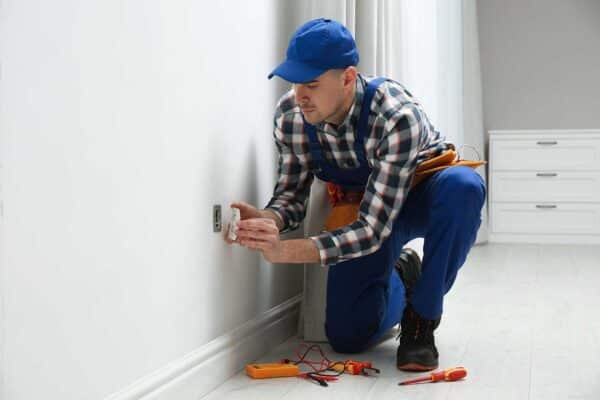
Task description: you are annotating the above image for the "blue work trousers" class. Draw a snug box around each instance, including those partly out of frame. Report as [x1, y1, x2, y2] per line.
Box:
[324, 166, 486, 353]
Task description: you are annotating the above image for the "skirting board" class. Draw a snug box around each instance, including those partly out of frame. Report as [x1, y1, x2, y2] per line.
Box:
[489, 233, 600, 244]
[105, 294, 302, 400]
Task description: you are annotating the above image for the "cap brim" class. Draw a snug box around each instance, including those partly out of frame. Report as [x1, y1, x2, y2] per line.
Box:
[268, 59, 326, 83]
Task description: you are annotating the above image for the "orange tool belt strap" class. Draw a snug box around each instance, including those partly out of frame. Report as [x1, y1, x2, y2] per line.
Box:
[324, 149, 486, 231]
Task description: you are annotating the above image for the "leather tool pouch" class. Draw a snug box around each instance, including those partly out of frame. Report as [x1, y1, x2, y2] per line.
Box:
[324, 149, 486, 231]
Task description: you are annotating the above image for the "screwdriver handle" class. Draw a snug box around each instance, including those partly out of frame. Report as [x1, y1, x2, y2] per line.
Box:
[431, 367, 467, 382]
[399, 366, 467, 385]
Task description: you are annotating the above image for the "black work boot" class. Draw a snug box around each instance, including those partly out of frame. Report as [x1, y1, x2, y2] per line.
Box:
[396, 303, 441, 371]
[394, 248, 421, 300]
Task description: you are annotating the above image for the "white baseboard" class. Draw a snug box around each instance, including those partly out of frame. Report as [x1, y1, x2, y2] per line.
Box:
[489, 232, 600, 244]
[105, 294, 302, 400]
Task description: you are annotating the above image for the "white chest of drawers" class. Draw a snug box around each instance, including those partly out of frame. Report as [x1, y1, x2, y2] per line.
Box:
[489, 130, 600, 243]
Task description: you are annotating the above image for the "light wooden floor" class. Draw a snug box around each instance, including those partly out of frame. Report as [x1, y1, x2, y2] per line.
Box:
[203, 243, 600, 400]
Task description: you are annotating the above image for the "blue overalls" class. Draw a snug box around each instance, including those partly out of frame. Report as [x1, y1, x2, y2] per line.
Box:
[304, 78, 486, 354]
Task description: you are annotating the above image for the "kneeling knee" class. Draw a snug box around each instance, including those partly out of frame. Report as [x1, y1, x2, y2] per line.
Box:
[326, 332, 369, 354]
[325, 319, 380, 354]
[438, 168, 486, 211]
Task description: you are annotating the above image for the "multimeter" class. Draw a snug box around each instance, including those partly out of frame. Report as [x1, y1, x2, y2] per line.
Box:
[246, 363, 300, 379]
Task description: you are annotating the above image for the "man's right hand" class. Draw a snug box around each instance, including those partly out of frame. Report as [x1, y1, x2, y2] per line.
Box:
[230, 201, 263, 221]
[224, 201, 284, 244]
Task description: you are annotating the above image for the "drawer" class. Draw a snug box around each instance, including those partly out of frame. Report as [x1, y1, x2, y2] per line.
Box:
[491, 138, 600, 171]
[491, 171, 600, 202]
[491, 202, 600, 235]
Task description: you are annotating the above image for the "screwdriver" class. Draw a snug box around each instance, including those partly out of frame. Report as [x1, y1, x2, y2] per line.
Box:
[398, 366, 467, 385]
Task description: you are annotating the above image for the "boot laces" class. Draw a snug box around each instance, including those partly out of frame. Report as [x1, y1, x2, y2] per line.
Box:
[396, 305, 437, 346]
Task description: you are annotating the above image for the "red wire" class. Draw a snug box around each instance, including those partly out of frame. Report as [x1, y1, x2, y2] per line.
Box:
[293, 344, 331, 372]
[288, 343, 344, 384]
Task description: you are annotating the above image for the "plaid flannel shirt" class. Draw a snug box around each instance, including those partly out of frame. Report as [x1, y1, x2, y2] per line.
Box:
[265, 74, 451, 266]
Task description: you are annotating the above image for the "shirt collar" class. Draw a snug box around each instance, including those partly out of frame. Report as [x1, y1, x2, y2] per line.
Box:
[318, 74, 366, 136]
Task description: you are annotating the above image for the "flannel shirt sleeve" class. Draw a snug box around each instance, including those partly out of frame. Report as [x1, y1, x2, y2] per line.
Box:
[264, 112, 314, 233]
[309, 105, 422, 266]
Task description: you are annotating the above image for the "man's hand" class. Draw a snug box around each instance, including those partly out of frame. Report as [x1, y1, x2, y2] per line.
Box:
[230, 201, 263, 220]
[223, 201, 320, 264]
[235, 218, 284, 263]
[224, 201, 260, 244]
[224, 202, 285, 244]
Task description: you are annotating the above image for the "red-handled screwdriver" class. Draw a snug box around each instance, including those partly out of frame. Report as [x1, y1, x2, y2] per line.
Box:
[398, 366, 467, 385]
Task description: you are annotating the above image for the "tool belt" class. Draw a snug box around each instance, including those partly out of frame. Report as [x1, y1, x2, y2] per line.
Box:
[324, 149, 486, 231]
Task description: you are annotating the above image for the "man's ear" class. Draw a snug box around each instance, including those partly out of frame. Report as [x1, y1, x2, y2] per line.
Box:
[342, 66, 357, 88]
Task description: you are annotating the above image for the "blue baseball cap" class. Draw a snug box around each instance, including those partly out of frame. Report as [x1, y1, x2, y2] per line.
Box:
[268, 18, 359, 83]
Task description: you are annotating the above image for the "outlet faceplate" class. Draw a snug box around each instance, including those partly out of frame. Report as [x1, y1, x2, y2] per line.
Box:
[213, 204, 222, 232]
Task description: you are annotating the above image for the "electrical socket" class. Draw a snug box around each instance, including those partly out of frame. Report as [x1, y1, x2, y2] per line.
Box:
[213, 204, 222, 232]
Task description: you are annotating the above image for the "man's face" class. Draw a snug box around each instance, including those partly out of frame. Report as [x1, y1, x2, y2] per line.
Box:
[293, 68, 355, 125]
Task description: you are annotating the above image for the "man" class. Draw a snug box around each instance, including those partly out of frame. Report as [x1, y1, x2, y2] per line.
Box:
[225, 18, 486, 371]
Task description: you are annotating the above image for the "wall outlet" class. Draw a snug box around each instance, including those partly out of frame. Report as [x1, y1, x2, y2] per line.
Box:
[213, 204, 222, 232]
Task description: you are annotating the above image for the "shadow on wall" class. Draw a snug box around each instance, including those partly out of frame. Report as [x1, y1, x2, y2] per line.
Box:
[207, 127, 303, 322]
[206, 137, 262, 319]
[202, 1, 306, 330]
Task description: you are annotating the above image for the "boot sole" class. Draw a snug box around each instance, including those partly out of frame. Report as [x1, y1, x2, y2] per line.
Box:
[397, 362, 438, 372]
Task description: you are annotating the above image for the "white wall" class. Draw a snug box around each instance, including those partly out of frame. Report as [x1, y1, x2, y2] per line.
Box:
[477, 0, 600, 132]
[0, 1, 303, 399]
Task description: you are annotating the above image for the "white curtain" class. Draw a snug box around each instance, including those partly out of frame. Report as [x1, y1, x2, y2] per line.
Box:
[462, 0, 489, 243]
[286, 0, 467, 145]
[281, 0, 488, 341]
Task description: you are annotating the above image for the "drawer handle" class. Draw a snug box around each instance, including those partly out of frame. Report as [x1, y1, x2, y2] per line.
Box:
[536, 172, 558, 177]
[536, 204, 557, 209]
[536, 140, 558, 145]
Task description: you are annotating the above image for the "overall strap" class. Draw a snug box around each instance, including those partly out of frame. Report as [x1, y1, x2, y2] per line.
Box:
[355, 77, 387, 164]
[303, 120, 324, 165]
[304, 77, 387, 169]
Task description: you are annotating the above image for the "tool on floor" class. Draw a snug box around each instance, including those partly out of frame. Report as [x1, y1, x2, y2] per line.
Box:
[246, 363, 300, 379]
[328, 360, 380, 376]
[398, 366, 467, 385]
[245, 343, 379, 387]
